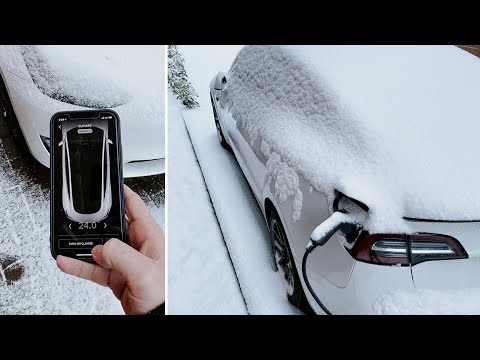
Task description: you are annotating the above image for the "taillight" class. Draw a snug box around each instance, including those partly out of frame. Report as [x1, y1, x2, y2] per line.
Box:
[409, 233, 467, 265]
[350, 233, 467, 266]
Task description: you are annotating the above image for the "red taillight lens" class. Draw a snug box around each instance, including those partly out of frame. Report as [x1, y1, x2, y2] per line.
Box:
[409, 233, 467, 265]
[350, 233, 467, 266]
[352, 233, 409, 266]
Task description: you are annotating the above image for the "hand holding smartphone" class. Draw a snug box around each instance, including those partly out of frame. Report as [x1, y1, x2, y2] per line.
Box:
[50, 110, 126, 263]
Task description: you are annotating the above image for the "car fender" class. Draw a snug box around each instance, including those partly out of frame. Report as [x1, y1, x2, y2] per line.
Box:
[0, 45, 31, 82]
[263, 174, 356, 289]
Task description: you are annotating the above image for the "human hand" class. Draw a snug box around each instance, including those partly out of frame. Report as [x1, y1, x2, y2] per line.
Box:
[57, 184, 165, 315]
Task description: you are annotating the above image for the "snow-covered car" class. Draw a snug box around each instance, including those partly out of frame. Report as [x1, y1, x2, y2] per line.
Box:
[210, 45, 480, 314]
[59, 120, 112, 223]
[0, 45, 164, 178]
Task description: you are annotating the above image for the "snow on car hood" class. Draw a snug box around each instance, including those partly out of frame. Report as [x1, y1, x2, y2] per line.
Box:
[223, 45, 480, 232]
[21, 45, 131, 108]
[19, 45, 164, 161]
[20, 46, 164, 122]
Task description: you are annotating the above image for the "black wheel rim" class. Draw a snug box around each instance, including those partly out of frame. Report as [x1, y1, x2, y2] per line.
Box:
[271, 218, 295, 296]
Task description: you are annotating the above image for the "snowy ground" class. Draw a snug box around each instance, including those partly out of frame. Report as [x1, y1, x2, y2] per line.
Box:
[0, 122, 164, 314]
[182, 109, 300, 315]
[168, 45, 300, 314]
[167, 92, 247, 314]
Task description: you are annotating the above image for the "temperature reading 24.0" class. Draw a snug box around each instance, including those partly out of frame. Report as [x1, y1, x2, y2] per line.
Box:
[78, 222, 97, 230]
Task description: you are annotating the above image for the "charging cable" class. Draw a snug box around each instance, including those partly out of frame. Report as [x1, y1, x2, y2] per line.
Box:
[302, 213, 357, 315]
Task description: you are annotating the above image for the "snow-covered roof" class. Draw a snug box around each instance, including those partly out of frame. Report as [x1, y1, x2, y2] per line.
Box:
[225, 45, 480, 231]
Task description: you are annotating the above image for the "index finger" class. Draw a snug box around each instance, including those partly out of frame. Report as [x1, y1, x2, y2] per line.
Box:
[124, 184, 153, 223]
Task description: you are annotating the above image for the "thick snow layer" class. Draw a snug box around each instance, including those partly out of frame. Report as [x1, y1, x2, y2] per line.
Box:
[262, 141, 303, 222]
[373, 289, 480, 315]
[167, 92, 247, 315]
[222, 45, 480, 232]
[310, 212, 355, 244]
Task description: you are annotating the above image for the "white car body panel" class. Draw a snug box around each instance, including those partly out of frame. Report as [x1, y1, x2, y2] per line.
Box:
[407, 220, 480, 289]
[0, 45, 164, 178]
[301, 260, 416, 315]
[412, 258, 480, 290]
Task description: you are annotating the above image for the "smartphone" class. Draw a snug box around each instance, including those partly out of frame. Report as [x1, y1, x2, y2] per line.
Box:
[50, 110, 126, 262]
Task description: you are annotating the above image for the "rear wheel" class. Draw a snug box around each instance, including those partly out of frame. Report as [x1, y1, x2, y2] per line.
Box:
[0, 73, 29, 153]
[269, 208, 308, 309]
[210, 94, 230, 150]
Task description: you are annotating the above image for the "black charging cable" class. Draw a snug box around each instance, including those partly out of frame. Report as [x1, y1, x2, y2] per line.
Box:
[302, 243, 332, 315]
[302, 221, 357, 316]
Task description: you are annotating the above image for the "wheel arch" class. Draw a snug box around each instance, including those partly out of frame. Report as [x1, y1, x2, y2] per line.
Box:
[263, 196, 292, 242]
[264, 197, 275, 227]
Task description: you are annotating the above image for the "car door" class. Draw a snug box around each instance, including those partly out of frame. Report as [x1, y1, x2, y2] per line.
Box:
[216, 77, 265, 202]
[227, 116, 266, 203]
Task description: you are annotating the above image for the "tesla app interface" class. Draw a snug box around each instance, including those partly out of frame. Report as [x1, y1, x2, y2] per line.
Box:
[51, 111, 124, 261]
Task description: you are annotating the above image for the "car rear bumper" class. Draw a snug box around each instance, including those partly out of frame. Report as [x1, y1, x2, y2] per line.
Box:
[298, 258, 415, 315]
[301, 255, 480, 314]
[371, 257, 480, 314]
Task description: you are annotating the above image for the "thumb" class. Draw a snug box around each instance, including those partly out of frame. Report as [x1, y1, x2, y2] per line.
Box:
[92, 238, 151, 279]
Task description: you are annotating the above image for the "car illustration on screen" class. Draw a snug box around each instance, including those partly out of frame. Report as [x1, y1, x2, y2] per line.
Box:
[59, 120, 112, 223]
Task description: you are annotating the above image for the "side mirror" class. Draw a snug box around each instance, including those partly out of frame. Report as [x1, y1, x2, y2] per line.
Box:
[214, 72, 227, 91]
[309, 212, 358, 249]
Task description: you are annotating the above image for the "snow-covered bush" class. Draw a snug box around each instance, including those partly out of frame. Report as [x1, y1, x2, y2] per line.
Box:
[168, 45, 199, 108]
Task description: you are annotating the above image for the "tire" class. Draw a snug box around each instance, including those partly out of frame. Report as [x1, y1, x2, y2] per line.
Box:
[268, 208, 308, 310]
[0, 73, 29, 154]
[210, 94, 230, 150]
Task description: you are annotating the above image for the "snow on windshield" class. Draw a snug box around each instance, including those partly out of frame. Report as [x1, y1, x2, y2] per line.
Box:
[221, 45, 480, 232]
[21, 45, 131, 108]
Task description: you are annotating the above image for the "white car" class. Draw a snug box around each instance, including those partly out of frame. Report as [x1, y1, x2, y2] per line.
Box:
[211, 45, 480, 314]
[59, 120, 112, 223]
[0, 45, 164, 178]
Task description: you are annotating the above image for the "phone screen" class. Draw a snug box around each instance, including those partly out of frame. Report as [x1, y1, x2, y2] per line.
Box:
[50, 110, 126, 262]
